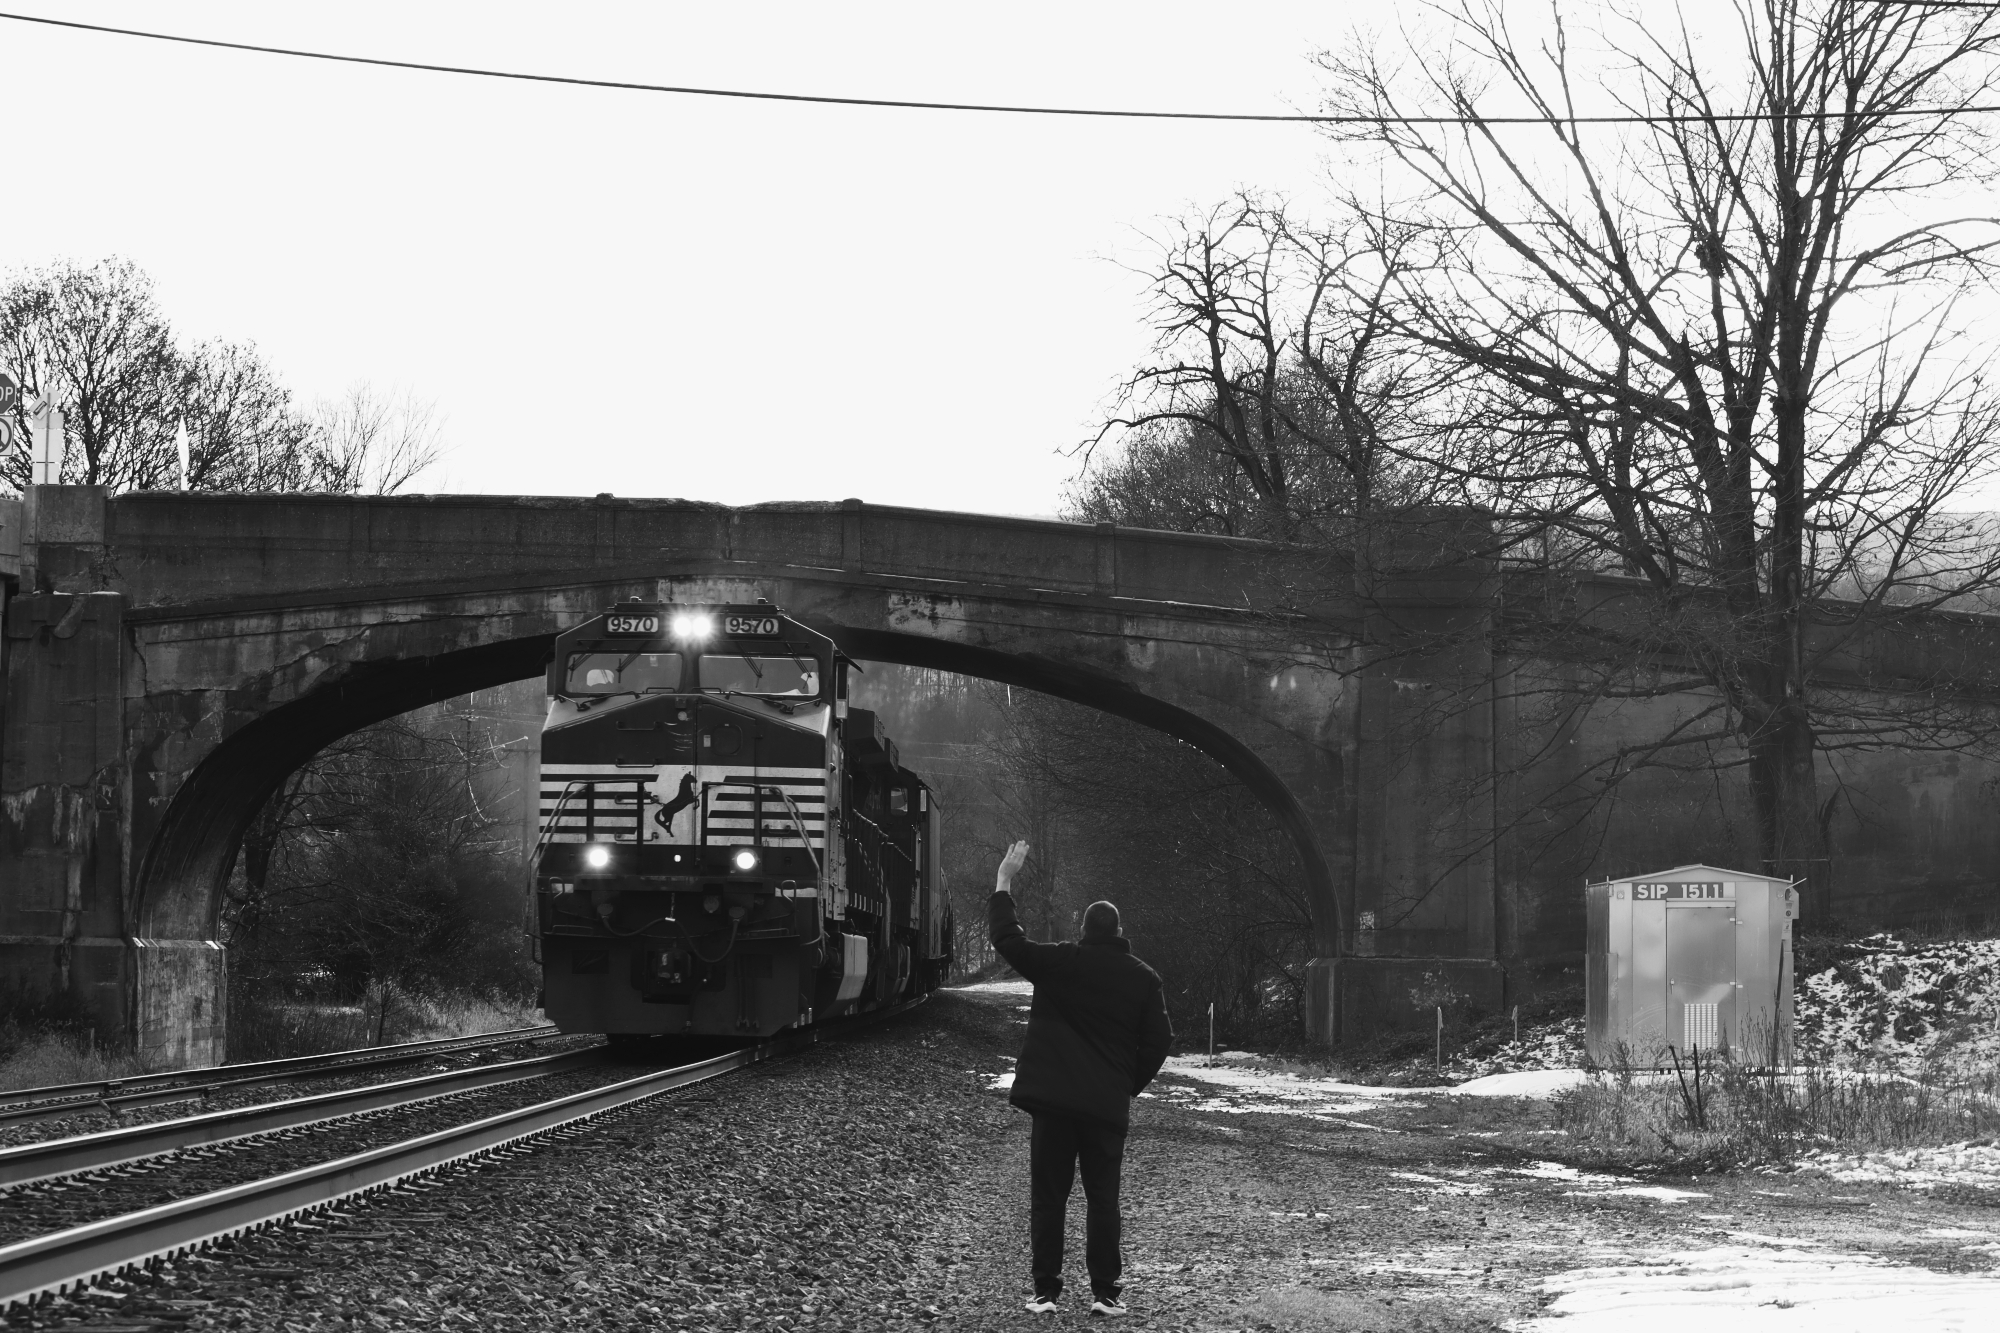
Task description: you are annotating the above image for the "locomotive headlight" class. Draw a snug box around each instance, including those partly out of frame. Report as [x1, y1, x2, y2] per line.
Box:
[584, 844, 613, 870]
[732, 847, 760, 873]
[671, 613, 713, 640]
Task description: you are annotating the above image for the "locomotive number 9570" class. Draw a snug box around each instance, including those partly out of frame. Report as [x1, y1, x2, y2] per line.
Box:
[724, 615, 781, 636]
[605, 614, 661, 635]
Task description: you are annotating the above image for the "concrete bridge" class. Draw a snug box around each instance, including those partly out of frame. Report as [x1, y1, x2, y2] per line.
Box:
[1, 486, 1511, 1066]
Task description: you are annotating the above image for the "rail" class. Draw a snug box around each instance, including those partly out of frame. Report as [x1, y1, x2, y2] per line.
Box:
[0, 997, 926, 1308]
[0, 1048, 605, 1188]
[0, 1025, 560, 1124]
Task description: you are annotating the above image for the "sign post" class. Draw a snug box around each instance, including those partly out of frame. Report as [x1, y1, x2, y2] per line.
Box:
[0, 369, 20, 454]
[29, 392, 64, 486]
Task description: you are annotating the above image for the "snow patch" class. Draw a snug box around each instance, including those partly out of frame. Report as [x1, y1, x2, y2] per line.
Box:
[1573, 1186, 1708, 1203]
[1448, 1068, 1593, 1098]
[1156, 1056, 1409, 1117]
[1504, 1243, 2000, 1331]
[1797, 935, 2000, 1068]
[1389, 1171, 1493, 1197]
[1497, 1161, 1623, 1184]
[1800, 1141, 2000, 1191]
[951, 978, 1033, 996]
[1448, 1015, 1588, 1080]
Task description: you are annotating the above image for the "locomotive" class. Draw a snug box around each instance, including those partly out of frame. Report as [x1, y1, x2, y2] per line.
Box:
[531, 600, 952, 1038]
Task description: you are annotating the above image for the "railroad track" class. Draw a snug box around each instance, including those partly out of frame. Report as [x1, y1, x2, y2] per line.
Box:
[0, 999, 923, 1309]
[0, 1045, 607, 1189]
[0, 1024, 563, 1126]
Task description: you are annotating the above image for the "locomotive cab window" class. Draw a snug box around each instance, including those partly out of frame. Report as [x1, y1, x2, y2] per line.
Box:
[698, 653, 822, 698]
[564, 651, 684, 695]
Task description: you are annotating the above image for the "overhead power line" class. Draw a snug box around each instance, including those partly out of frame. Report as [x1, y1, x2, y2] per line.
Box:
[2, 7, 1998, 128]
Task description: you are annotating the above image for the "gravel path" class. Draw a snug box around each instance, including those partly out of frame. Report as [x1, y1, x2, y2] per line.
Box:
[10, 991, 1997, 1332]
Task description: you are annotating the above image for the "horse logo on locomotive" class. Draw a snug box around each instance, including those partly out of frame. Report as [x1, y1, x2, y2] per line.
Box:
[532, 601, 953, 1038]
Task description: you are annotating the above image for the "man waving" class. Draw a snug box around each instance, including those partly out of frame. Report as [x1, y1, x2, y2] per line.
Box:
[988, 840, 1174, 1318]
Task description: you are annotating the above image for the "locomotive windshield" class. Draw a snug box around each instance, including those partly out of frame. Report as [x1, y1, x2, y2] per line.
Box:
[564, 650, 683, 695]
[698, 652, 821, 698]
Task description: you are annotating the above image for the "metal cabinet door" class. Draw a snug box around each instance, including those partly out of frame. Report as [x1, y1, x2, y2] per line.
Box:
[1666, 902, 1736, 1054]
[1628, 901, 1668, 1063]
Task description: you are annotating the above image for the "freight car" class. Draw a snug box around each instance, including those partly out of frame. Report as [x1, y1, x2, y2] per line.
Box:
[531, 600, 951, 1039]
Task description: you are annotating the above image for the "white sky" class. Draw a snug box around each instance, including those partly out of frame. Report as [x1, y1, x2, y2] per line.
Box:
[0, 1, 1350, 516]
[9, 3, 1998, 518]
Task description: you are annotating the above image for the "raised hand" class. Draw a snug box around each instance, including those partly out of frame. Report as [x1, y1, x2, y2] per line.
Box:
[995, 839, 1030, 892]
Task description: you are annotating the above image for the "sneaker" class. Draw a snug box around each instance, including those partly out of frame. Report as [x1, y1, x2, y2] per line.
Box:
[1025, 1292, 1060, 1314]
[1090, 1295, 1129, 1317]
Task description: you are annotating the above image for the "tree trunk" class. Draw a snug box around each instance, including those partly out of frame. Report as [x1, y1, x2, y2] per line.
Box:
[1746, 695, 1831, 924]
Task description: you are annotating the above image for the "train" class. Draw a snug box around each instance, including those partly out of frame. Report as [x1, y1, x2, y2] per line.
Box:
[530, 600, 952, 1041]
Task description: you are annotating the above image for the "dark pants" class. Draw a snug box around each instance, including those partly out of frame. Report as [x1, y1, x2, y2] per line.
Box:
[1028, 1112, 1126, 1299]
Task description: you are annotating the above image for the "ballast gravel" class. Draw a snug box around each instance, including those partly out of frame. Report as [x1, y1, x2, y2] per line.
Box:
[22, 1004, 1002, 1333]
[14, 991, 1999, 1332]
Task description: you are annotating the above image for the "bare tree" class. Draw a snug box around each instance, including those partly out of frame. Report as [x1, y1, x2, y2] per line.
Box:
[303, 384, 443, 495]
[180, 340, 316, 491]
[0, 258, 180, 491]
[224, 710, 528, 1041]
[983, 684, 1314, 1039]
[1087, 196, 1463, 543]
[1, 258, 439, 497]
[1317, 0, 2000, 915]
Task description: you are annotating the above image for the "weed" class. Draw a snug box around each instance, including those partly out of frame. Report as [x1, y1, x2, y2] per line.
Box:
[228, 980, 541, 1062]
[0, 1033, 151, 1093]
[1550, 1046, 2000, 1171]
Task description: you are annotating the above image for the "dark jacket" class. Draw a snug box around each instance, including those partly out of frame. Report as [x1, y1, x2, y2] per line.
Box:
[990, 890, 1174, 1132]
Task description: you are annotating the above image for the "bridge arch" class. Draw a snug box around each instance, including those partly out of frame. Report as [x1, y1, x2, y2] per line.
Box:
[824, 624, 1337, 930]
[134, 616, 1340, 962]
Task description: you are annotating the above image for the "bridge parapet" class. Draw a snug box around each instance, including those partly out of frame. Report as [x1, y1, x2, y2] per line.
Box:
[35, 490, 1340, 622]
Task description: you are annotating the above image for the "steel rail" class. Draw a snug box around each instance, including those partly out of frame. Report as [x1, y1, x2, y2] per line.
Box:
[0, 997, 923, 1308]
[0, 1047, 608, 1189]
[0, 1025, 561, 1123]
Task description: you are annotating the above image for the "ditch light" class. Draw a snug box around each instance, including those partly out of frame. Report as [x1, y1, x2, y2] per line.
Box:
[584, 844, 613, 870]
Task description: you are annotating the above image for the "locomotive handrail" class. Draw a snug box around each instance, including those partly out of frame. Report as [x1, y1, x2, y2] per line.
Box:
[698, 779, 823, 869]
[533, 776, 650, 864]
[843, 809, 916, 922]
[762, 785, 825, 880]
